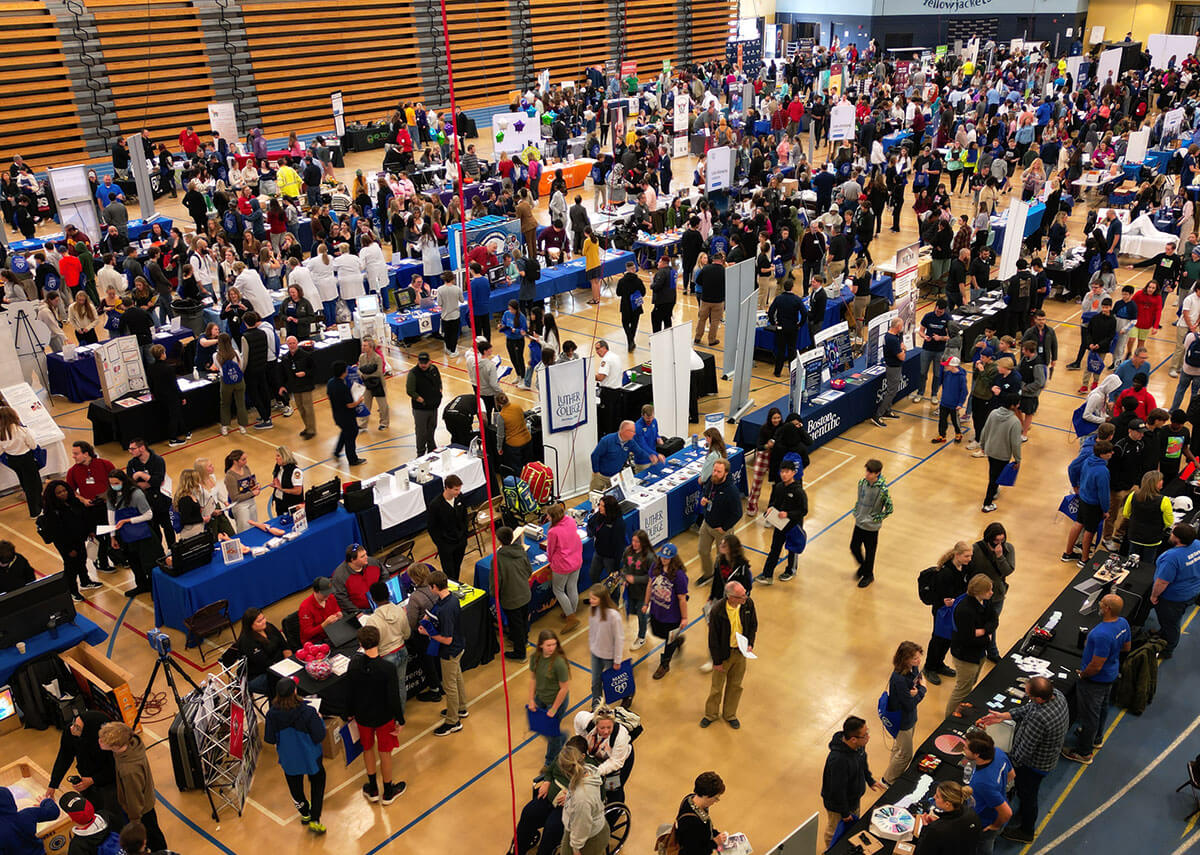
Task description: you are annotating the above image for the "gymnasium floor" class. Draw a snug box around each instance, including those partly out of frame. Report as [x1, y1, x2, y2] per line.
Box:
[3, 135, 1195, 855]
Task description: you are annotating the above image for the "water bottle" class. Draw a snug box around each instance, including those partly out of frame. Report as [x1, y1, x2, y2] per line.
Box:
[961, 758, 975, 784]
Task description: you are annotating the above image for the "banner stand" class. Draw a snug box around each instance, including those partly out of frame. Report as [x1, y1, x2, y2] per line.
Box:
[649, 322, 693, 440]
[538, 356, 596, 499]
[728, 290, 757, 422]
[721, 258, 755, 379]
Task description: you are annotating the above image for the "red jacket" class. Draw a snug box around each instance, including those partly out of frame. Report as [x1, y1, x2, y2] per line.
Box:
[298, 593, 341, 644]
[396, 127, 414, 153]
[786, 100, 804, 122]
[1115, 387, 1156, 420]
[66, 457, 115, 503]
[179, 129, 201, 154]
[59, 254, 82, 289]
[1134, 289, 1163, 329]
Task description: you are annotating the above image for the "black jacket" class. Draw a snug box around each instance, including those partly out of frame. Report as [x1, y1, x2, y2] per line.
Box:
[765, 479, 807, 527]
[406, 364, 442, 411]
[931, 560, 969, 614]
[616, 272, 645, 316]
[675, 796, 719, 855]
[49, 710, 117, 789]
[428, 493, 467, 547]
[913, 807, 982, 854]
[950, 596, 998, 663]
[587, 509, 626, 560]
[346, 651, 404, 727]
[326, 376, 356, 427]
[821, 731, 875, 815]
[40, 498, 92, 551]
[706, 596, 757, 665]
[696, 263, 726, 303]
[147, 360, 182, 408]
[768, 421, 813, 480]
[702, 475, 742, 531]
[235, 623, 288, 680]
[117, 306, 153, 345]
[281, 348, 316, 393]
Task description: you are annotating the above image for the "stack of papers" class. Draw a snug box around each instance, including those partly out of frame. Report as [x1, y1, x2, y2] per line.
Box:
[329, 654, 351, 676]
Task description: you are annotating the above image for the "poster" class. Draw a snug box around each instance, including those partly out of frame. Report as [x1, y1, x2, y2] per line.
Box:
[331, 91, 345, 138]
[207, 102, 239, 148]
[543, 358, 589, 433]
[1126, 129, 1150, 164]
[828, 64, 842, 99]
[640, 493, 669, 544]
[865, 310, 898, 368]
[706, 145, 733, 192]
[93, 335, 149, 406]
[673, 91, 690, 159]
[893, 243, 919, 350]
[829, 102, 856, 142]
[798, 348, 825, 409]
[893, 61, 911, 90]
[1, 382, 64, 444]
[815, 321, 853, 379]
[1089, 25, 1105, 45]
[1163, 107, 1186, 142]
[607, 100, 629, 156]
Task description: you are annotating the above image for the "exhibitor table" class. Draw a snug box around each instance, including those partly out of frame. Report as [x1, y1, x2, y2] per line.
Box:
[7, 216, 174, 256]
[47, 327, 194, 403]
[753, 277, 893, 356]
[733, 351, 922, 450]
[473, 519, 599, 624]
[0, 616, 108, 685]
[151, 506, 361, 634]
[537, 159, 595, 195]
[989, 201, 1045, 249]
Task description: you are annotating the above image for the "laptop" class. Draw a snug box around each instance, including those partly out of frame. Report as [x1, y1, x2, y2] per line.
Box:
[324, 615, 362, 647]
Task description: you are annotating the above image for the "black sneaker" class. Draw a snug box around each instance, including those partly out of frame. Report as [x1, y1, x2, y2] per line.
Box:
[754, 572, 774, 586]
[416, 690, 442, 703]
[937, 665, 957, 677]
[440, 708, 469, 718]
[80, 580, 102, 589]
[254, 420, 275, 430]
[922, 668, 942, 685]
[168, 438, 186, 447]
[1001, 828, 1035, 844]
[1060, 552, 1077, 562]
[433, 722, 463, 736]
[778, 570, 795, 582]
[381, 782, 406, 805]
[71, 592, 84, 602]
[362, 781, 380, 802]
[871, 417, 887, 427]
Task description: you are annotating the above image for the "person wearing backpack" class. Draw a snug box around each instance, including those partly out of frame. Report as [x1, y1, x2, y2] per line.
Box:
[1171, 328, 1200, 410]
[882, 641, 926, 785]
[215, 333, 250, 435]
[921, 541, 972, 685]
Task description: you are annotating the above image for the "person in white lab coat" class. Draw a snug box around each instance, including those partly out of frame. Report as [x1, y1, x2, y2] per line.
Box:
[304, 243, 339, 325]
[332, 242, 364, 315]
[233, 263, 275, 321]
[359, 234, 389, 296]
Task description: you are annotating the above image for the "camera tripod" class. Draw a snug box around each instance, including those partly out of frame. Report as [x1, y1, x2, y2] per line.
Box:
[132, 646, 201, 729]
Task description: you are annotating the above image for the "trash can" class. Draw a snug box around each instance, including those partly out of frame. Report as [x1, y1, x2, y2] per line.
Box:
[172, 298, 205, 338]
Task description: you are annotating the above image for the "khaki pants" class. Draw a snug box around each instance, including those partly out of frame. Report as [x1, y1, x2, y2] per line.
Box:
[826, 259, 846, 283]
[220, 381, 249, 428]
[704, 649, 747, 721]
[358, 388, 389, 429]
[757, 275, 775, 310]
[696, 301, 724, 344]
[590, 473, 612, 492]
[945, 656, 983, 718]
[1103, 488, 1130, 540]
[883, 726, 914, 784]
[441, 651, 466, 724]
[1172, 324, 1189, 372]
[823, 801, 859, 850]
[292, 389, 316, 435]
[698, 520, 721, 579]
[852, 294, 871, 339]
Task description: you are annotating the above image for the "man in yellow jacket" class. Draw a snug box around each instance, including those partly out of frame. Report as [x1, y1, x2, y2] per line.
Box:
[276, 158, 302, 201]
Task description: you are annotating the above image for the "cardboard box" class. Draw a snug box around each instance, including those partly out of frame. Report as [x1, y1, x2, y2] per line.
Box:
[0, 757, 72, 853]
[61, 642, 139, 730]
[782, 178, 798, 195]
[321, 717, 345, 759]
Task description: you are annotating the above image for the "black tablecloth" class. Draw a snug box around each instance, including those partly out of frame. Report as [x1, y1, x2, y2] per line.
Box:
[354, 477, 489, 555]
[1047, 262, 1089, 301]
[344, 123, 393, 152]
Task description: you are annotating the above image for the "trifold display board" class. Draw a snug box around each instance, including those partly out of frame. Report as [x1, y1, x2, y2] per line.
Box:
[649, 321, 694, 439]
[492, 111, 541, 154]
[94, 335, 149, 407]
[997, 200, 1029, 283]
[538, 356, 595, 499]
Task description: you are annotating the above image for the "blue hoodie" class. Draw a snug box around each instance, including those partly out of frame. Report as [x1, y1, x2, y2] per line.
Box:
[939, 367, 968, 409]
[264, 703, 326, 777]
[0, 788, 59, 855]
[1078, 452, 1112, 509]
[1067, 434, 1098, 489]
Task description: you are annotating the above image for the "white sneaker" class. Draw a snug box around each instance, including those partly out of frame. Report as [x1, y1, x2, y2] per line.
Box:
[699, 661, 714, 673]
[1170, 369, 1180, 378]
[966, 440, 980, 450]
[220, 426, 229, 436]
[282, 405, 294, 417]
[631, 637, 646, 650]
[971, 449, 985, 458]
[910, 393, 922, 403]
[239, 426, 248, 434]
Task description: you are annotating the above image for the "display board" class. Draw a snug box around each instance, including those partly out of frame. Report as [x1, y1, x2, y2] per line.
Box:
[893, 243, 920, 349]
[492, 111, 541, 155]
[446, 216, 522, 270]
[331, 91, 345, 138]
[721, 259, 755, 376]
[606, 100, 629, 156]
[728, 289, 758, 421]
[673, 92, 690, 159]
[1147, 34, 1198, 69]
[94, 335, 149, 407]
[1, 383, 64, 445]
[1126, 129, 1150, 164]
[866, 310, 899, 368]
[207, 102, 239, 149]
[47, 165, 101, 244]
[706, 145, 733, 193]
[1163, 107, 1186, 143]
[1095, 47, 1122, 89]
[1089, 25, 1105, 45]
[649, 322, 694, 439]
[814, 321, 852, 381]
[829, 102, 856, 142]
[996, 200, 1028, 283]
[798, 348, 824, 410]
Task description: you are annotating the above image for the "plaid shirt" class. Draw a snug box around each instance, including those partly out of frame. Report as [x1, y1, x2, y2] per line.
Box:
[1009, 689, 1070, 773]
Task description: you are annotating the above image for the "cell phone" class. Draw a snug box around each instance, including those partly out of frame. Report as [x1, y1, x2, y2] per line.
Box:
[67, 775, 81, 785]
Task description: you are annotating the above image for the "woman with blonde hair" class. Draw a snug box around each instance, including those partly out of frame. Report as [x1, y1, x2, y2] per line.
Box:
[356, 336, 388, 430]
[883, 641, 927, 784]
[172, 468, 206, 539]
[585, 584, 624, 708]
[914, 780, 981, 852]
[98, 722, 168, 851]
[945, 574, 996, 717]
[304, 241, 338, 324]
[556, 744, 607, 855]
[924, 540, 972, 684]
[68, 289, 101, 344]
[1121, 469, 1173, 556]
[270, 446, 304, 515]
[194, 456, 235, 539]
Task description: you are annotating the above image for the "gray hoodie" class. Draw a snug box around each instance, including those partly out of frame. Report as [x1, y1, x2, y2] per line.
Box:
[852, 477, 893, 532]
[361, 601, 410, 657]
[980, 405, 1022, 463]
[562, 770, 607, 850]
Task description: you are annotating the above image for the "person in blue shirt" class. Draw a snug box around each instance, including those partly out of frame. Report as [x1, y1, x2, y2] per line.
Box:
[420, 570, 468, 736]
[913, 299, 950, 402]
[590, 421, 649, 491]
[633, 404, 666, 464]
[467, 261, 491, 339]
[767, 278, 806, 378]
[872, 317, 905, 427]
[932, 355, 968, 443]
[963, 732, 1013, 854]
[1061, 593, 1131, 765]
[1061, 440, 1114, 565]
[1152, 523, 1200, 656]
[498, 299, 528, 378]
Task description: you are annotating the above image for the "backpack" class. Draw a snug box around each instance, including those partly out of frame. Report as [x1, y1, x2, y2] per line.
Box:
[917, 566, 940, 606]
[220, 358, 243, 385]
[655, 824, 681, 855]
[520, 461, 554, 505]
[1186, 336, 1200, 369]
[502, 475, 538, 516]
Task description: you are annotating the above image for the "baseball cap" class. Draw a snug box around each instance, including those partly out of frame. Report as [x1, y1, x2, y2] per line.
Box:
[59, 792, 94, 825]
[313, 576, 334, 594]
[417, 352, 431, 364]
[980, 346, 996, 358]
[944, 356, 961, 368]
[658, 543, 678, 559]
[1128, 419, 1147, 432]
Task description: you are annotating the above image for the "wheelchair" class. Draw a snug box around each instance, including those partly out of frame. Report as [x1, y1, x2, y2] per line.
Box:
[510, 756, 633, 855]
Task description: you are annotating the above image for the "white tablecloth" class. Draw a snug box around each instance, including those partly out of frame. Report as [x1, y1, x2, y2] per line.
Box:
[376, 481, 427, 530]
[428, 449, 485, 494]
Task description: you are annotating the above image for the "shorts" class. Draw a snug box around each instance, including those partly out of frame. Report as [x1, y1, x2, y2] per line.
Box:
[1076, 500, 1103, 530]
[357, 721, 398, 753]
[1135, 327, 1151, 341]
[1019, 395, 1039, 415]
[587, 266, 601, 279]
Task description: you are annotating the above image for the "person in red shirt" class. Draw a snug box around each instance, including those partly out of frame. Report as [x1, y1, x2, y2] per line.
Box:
[236, 186, 254, 216]
[65, 441, 116, 573]
[58, 250, 82, 294]
[299, 576, 343, 644]
[1114, 373, 1156, 420]
[331, 544, 381, 618]
[465, 243, 497, 273]
[179, 126, 201, 157]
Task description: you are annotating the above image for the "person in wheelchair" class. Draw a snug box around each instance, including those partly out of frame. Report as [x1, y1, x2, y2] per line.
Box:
[514, 735, 588, 855]
[573, 709, 634, 804]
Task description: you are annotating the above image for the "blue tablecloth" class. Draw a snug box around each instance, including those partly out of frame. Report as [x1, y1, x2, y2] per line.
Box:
[734, 350, 922, 450]
[755, 283, 857, 355]
[989, 201, 1045, 249]
[8, 216, 173, 256]
[881, 131, 912, 154]
[0, 616, 108, 685]
[473, 523, 598, 624]
[47, 327, 195, 403]
[151, 506, 361, 632]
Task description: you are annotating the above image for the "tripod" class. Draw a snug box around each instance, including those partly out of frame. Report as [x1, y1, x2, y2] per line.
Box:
[10, 307, 51, 391]
[133, 647, 201, 728]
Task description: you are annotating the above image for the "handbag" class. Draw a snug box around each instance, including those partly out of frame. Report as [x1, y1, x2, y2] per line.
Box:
[1085, 349, 1105, 375]
[0, 446, 48, 469]
[114, 505, 153, 544]
[997, 461, 1019, 487]
[601, 658, 635, 703]
[933, 594, 964, 640]
[878, 690, 903, 737]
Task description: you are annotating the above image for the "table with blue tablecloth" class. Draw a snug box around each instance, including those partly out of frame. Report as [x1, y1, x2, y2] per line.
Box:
[151, 506, 360, 633]
[473, 522, 598, 624]
[734, 350, 922, 450]
[47, 326, 195, 403]
[881, 131, 912, 154]
[989, 201, 1045, 249]
[0, 616, 108, 685]
[754, 279, 894, 356]
[7, 216, 174, 256]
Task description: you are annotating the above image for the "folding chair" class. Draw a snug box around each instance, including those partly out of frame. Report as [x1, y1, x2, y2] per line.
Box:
[1176, 758, 1200, 820]
[183, 599, 235, 662]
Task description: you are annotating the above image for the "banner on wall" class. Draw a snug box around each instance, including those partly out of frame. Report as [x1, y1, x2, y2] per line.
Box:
[1089, 25, 1105, 45]
[673, 91, 690, 158]
[331, 91, 345, 138]
[893, 61, 911, 90]
[607, 100, 629, 156]
[207, 102, 239, 148]
[829, 103, 856, 142]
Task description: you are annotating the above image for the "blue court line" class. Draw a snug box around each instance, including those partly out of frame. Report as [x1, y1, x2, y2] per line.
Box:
[154, 790, 239, 855]
[567, 657, 593, 673]
[832, 434, 924, 460]
[105, 597, 136, 658]
[300, 432, 410, 471]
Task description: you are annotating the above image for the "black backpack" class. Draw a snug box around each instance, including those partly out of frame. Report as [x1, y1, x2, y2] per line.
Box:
[917, 566, 940, 606]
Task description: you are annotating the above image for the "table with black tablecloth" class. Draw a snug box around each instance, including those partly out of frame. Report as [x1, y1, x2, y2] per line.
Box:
[0, 616, 108, 685]
[734, 351, 922, 450]
[48, 327, 194, 403]
[87, 337, 360, 446]
[152, 506, 360, 633]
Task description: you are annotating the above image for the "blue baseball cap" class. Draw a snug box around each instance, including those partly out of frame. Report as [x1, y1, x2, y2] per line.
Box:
[657, 543, 678, 559]
[981, 346, 996, 358]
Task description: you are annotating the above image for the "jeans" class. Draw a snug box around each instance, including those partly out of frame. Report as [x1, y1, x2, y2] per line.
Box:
[850, 525, 879, 580]
[977, 827, 998, 855]
[443, 316, 460, 352]
[591, 655, 613, 705]
[927, 630, 951, 672]
[413, 408, 437, 455]
[382, 647, 409, 715]
[536, 695, 567, 767]
[918, 349, 944, 397]
[1013, 765, 1046, 833]
[1154, 597, 1189, 653]
[1171, 372, 1200, 411]
[1071, 678, 1113, 753]
[589, 553, 619, 588]
[551, 569, 580, 617]
[322, 299, 338, 326]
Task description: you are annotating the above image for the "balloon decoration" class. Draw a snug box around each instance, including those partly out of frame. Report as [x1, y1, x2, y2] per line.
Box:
[436, 130, 447, 144]
[513, 119, 525, 132]
[496, 131, 505, 142]
[542, 113, 553, 125]
[526, 106, 537, 117]
[496, 117, 510, 130]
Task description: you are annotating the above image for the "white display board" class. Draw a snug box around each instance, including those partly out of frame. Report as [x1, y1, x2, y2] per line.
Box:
[1164, 107, 1186, 142]
[828, 102, 856, 142]
[648, 322, 693, 440]
[207, 102, 239, 147]
[538, 356, 596, 499]
[1089, 25, 1105, 45]
[721, 258, 755, 376]
[728, 289, 758, 421]
[997, 199, 1029, 283]
[1, 383, 63, 444]
[1065, 55, 1084, 85]
[1147, 34, 1198, 70]
[706, 145, 733, 193]
[492, 111, 541, 154]
[94, 335, 150, 406]
[46, 165, 91, 203]
[331, 90, 345, 138]
[673, 92, 690, 159]
[1126, 129, 1150, 164]
[1095, 47, 1122, 88]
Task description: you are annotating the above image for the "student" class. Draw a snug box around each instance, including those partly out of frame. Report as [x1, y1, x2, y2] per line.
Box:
[882, 641, 927, 785]
[1077, 298, 1116, 394]
[528, 629, 571, 767]
[263, 677, 328, 833]
[644, 543, 689, 679]
[494, 526, 533, 660]
[346, 625, 406, 805]
[39, 481, 99, 601]
[966, 348, 998, 450]
[1062, 440, 1115, 565]
[97, 723, 168, 852]
[755, 458, 807, 584]
[421, 570, 469, 736]
[498, 299, 528, 377]
[1159, 410, 1195, 483]
[615, 261, 646, 351]
[912, 299, 950, 403]
[979, 397, 1022, 513]
[1016, 340, 1047, 440]
[1112, 285, 1138, 362]
[945, 574, 997, 718]
[0, 406, 43, 517]
[932, 356, 968, 444]
[850, 459, 894, 588]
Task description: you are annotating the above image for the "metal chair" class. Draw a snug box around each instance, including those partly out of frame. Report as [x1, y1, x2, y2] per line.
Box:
[182, 599, 234, 662]
[382, 541, 416, 578]
[1176, 758, 1200, 820]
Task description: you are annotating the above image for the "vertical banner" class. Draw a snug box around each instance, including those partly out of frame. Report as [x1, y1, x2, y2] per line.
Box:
[866, 310, 898, 368]
[673, 92, 690, 159]
[648, 322, 691, 440]
[539, 357, 597, 498]
[828, 64, 842, 99]
[705, 145, 733, 193]
[798, 348, 825, 409]
[828, 102, 856, 143]
[729, 290, 758, 421]
[789, 355, 802, 413]
[893, 243, 920, 350]
[207, 102, 239, 147]
[607, 100, 628, 156]
[721, 259, 754, 377]
[1126, 129, 1150, 164]
[997, 200, 1028, 283]
[331, 90, 345, 138]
